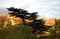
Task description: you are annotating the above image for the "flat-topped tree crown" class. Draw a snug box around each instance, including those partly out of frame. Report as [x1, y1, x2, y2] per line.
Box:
[7, 7, 30, 19]
[7, 7, 23, 12]
[28, 12, 38, 20]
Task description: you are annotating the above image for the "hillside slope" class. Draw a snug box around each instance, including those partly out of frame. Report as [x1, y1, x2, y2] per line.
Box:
[0, 14, 55, 28]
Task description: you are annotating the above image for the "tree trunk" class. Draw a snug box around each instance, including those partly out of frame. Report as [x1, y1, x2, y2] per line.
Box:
[22, 19, 25, 26]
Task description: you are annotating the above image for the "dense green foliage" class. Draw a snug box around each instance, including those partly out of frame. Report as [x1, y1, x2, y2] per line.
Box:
[0, 24, 37, 39]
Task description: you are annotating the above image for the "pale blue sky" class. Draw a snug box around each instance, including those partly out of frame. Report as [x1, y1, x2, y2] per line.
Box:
[0, 0, 60, 18]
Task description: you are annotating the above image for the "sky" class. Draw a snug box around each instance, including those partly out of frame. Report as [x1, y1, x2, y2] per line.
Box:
[0, 0, 60, 18]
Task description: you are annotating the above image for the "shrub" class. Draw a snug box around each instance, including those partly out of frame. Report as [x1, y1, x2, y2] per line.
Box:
[0, 24, 37, 39]
[42, 19, 60, 39]
[0, 18, 5, 29]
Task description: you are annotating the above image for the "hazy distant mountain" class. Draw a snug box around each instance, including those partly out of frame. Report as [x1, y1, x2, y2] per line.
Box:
[0, 8, 8, 14]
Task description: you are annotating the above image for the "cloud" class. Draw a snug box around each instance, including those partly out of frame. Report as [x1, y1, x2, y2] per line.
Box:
[0, 0, 60, 18]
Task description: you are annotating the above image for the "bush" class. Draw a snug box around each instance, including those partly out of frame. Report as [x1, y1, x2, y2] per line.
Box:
[40, 19, 60, 39]
[0, 18, 5, 29]
[42, 19, 60, 39]
[0, 24, 37, 39]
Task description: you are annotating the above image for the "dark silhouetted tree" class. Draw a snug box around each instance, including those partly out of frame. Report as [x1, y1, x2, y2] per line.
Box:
[7, 7, 52, 35]
[28, 12, 38, 20]
[7, 7, 30, 25]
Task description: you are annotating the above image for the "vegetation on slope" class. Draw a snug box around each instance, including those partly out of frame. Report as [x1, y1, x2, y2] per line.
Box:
[0, 24, 37, 39]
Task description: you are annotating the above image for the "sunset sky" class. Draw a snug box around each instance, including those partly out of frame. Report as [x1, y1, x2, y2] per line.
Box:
[0, 0, 60, 18]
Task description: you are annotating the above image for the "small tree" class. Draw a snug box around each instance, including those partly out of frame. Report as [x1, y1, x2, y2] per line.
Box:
[54, 19, 60, 39]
